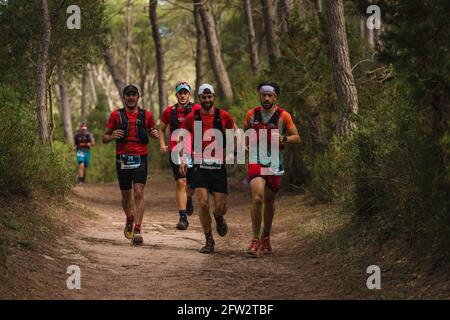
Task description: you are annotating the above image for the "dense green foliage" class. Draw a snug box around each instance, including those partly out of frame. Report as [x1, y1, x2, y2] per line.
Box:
[0, 0, 448, 263]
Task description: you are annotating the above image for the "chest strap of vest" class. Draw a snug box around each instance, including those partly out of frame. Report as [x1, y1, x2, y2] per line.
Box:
[116, 108, 149, 144]
[170, 103, 192, 132]
[254, 108, 282, 129]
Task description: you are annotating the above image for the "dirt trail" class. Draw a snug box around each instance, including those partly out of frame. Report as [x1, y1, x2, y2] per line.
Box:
[51, 172, 341, 299]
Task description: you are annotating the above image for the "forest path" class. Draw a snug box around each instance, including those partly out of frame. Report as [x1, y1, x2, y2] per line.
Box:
[61, 171, 340, 299]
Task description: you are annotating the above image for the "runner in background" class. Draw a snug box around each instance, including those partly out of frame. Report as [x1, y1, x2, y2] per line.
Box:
[74, 123, 95, 183]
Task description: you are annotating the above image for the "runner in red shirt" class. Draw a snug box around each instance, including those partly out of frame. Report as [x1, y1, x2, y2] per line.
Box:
[244, 82, 300, 257]
[180, 84, 236, 254]
[159, 82, 200, 230]
[102, 84, 160, 245]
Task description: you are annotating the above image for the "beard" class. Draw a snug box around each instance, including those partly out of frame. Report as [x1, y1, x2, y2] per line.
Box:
[262, 101, 274, 109]
[201, 100, 214, 110]
[126, 100, 137, 108]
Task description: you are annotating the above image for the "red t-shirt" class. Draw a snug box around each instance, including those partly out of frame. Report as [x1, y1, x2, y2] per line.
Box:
[161, 103, 201, 151]
[106, 108, 156, 156]
[182, 107, 235, 160]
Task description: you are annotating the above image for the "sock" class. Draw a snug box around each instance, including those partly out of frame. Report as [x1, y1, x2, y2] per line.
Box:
[134, 224, 141, 233]
[205, 231, 213, 241]
[179, 210, 187, 219]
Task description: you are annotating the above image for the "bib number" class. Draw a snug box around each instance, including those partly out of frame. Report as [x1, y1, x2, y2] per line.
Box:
[200, 158, 222, 170]
[76, 150, 85, 158]
[120, 155, 141, 170]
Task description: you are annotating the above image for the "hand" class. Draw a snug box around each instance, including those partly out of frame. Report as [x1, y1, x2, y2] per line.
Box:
[160, 145, 169, 153]
[112, 129, 125, 140]
[86, 142, 91, 147]
[149, 128, 160, 139]
[179, 163, 187, 177]
[270, 131, 281, 143]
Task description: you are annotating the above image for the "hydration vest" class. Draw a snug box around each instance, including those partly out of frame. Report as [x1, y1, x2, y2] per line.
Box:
[194, 107, 225, 141]
[116, 107, 149, 144]
[251, 106, 285, 168]
[251, 106, 284, 138]
[170, 103, 193, 132]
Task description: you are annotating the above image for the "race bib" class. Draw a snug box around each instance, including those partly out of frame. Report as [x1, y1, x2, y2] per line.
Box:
[199, 158, 222, 170]
[120, 154, 141, 170]
[76, 150, 85, 158]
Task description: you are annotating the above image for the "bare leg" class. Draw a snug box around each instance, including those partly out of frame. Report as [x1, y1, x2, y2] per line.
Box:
[196, 188, 211, 233]
[133, 183, 145, 225]
[262, 186, 276, 237]
[78, 163, 85, 179]
[250, 177, 266, 238]
[121, 189, 134, 219]
[212, 192, 227, 217]
[176, 178, 187, 211]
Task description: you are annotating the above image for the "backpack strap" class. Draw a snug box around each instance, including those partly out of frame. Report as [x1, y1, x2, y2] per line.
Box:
[184, 102, 193, 116]
[116, 108, 129, 143]
[194, 109, 201, 122]
[136, 108, 149, 144]
[268, 109, 282, 128]
[213, 108, 223, 133]
[253, 108, 263, 126]
[170, 104, 178, 132]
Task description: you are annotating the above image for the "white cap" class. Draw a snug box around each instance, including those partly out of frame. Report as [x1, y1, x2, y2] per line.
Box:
[198, 83, 215, 95]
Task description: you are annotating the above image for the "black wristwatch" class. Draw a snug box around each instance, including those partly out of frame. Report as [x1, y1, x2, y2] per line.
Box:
[282, 136, 288, 143]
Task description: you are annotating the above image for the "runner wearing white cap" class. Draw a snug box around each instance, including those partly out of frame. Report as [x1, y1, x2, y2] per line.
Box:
[180, 83, 236, 253]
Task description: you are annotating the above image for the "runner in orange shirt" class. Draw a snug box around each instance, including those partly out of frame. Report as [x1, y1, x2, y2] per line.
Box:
[244, 82, 300, 257]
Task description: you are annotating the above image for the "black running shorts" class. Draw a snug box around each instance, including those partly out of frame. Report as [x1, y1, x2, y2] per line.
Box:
[190, 165, 228, 194]
[169, 154, 193, 187]
[116, 155, 148, 190]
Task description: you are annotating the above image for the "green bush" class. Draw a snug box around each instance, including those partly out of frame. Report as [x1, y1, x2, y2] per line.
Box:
[0, 85, 75, 198]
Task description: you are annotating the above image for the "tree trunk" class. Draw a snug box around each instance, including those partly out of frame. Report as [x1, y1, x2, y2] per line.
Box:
[102, 45, 125, 103]
[148, 73, 157, 115]
[261, 0, 280, 68]
[149, 0, 168, 117]
[88, 64, 98, 106]
[194, 2, 205, 99]
[194, 0, 233, 102]
[314, 0, 322, 13]
[81, 64, 89, 121]
[125, 0, 132, 84]
[244, 0, 260, 74]
[57, 66, 74, 146]
[277, 0, 290, 33]
[36, 0, 51, 143]
[325, 0, 359, 136]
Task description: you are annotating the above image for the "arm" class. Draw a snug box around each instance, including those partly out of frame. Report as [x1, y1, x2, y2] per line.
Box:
[159, 121, 168, 152]
[147, 113, 160, 140]
[282, 114, 301, 144]
[103, 127, 124, 144]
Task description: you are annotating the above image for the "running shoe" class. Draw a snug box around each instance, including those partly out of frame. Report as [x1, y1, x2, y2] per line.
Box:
[124, 217, 134, 239]
[132, 231, 143, 245]
[260, 236, 272, 255]
[199, 238, 215, 254]
[176, 216, 189, 230]
[214, 213, 228, 237]
[246, 238, 260, 257]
